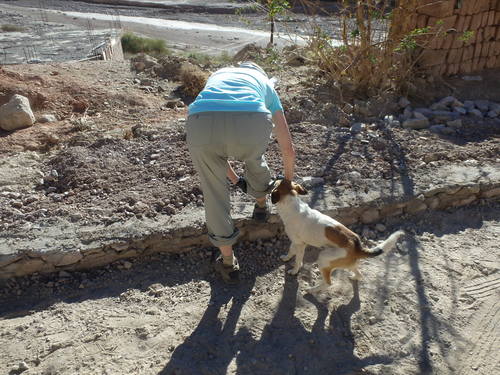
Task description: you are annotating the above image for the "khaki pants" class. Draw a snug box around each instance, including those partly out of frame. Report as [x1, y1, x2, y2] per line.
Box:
[186, 111, 273, 247]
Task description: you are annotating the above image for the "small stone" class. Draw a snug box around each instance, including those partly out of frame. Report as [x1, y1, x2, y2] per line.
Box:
[469, 109, 483, 118]
[375, 223, 386, 232]
[453, 106, 467, 115]
[402, 106, 413, 120]
[402, 118, 430, 130]
[431, 110, 459, 122]
[368, 316, 377, 325]
[123, 261, 133, 270]
[11, 201, 23, 209]
[463, 100, 475, 110]
[441, 127, 456, 135]
[350, 122, 366, 133]
[413, 108, 433, 117]
[430, 102, 450, 111]
[398, 97, 410, 108]
[16, 361, 29, 372]
[413, 112, 428, 120]
[38, 114, 57, 123]
[446, 119, 462, 128]
[474, 100, 490, 112]
[59, 271, 71, 278]
[487, 110, 499, 118]
[462, 75, 482, 81]
[429, 124, 446, 133]
[301, 176, 324, 186]
[346, 171, 362, 180]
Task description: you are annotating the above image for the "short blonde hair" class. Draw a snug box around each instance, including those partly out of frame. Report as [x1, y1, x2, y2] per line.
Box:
[238, 61, 268, 78]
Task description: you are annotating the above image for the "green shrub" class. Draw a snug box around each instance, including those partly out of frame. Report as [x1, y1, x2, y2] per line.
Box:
[121, 32, 169, 55]
[1, 24, 24, 32]
[187, 51, 233, 67]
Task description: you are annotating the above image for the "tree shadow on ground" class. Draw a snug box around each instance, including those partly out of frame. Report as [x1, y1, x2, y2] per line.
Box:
[234, 277, 392, 375]
[375, 203, 500, 374]
[160, 271, 392, 375]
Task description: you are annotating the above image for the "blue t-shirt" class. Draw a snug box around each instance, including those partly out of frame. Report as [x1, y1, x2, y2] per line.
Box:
[188, 67, 283, 115]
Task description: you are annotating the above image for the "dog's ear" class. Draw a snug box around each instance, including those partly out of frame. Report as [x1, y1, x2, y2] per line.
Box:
[294, 183, 308, 195]
[271, 188, 281, 204]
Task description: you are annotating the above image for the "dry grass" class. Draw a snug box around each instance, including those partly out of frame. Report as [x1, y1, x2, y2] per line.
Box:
[296, 0, 446, 99]
[179, 63, 210, 98]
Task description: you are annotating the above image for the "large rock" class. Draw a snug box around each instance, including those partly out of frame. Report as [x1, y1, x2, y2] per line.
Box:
[0, 95, 35, 131]
[130, 53, 158, 72]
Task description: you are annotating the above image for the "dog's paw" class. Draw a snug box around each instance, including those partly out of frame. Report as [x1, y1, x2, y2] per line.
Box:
[306, 284, 327, 294]
[349, 271, 363, 281]
[287, 268, 299, 275]
[280, 254, 292, 262]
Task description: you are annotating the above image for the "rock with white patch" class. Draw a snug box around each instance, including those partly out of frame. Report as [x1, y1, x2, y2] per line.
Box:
[0, 95, 35, 131]
[350, 122, 366, 133]
[38, 114, 57, 123]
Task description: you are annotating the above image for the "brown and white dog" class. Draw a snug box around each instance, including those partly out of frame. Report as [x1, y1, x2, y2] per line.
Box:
[271, 179, 405, 294]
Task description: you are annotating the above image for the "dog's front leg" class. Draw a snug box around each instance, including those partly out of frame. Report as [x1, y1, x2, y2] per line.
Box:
[280, 242, 298, 262]
[288, 243, 306, 275]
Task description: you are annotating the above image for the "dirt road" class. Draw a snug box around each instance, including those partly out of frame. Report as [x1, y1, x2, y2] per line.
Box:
[1, 203, 498, 375]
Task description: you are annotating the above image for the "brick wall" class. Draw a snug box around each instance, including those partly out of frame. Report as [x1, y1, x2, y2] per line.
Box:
[403, 0, 500, 75]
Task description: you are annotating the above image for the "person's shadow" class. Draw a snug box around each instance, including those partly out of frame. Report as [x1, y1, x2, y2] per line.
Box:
[234, 276, 392, 375]
[159, 274, 256, 375]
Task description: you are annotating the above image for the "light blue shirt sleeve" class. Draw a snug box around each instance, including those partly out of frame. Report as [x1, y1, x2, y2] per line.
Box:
[265, 84, 283, 115]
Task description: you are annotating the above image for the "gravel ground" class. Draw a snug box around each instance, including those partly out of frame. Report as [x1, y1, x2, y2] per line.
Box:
[1, 60, 499, 232]
[1, 203, 499, 375]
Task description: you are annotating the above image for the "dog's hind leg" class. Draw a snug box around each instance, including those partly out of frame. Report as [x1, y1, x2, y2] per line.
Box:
[307, 248, 347, 294]
[288, 243, 306, 275]
[349, 263, 362, 280]
[307, 266, 332, 294]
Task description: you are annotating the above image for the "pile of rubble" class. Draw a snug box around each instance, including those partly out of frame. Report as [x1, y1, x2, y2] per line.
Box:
[392, 96, 500, 134]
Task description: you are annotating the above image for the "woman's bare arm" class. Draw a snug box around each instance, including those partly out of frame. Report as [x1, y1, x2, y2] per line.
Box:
[272, 110, 295, 181]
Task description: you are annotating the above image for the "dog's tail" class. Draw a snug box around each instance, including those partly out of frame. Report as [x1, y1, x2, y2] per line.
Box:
[360, 230, 405, 257]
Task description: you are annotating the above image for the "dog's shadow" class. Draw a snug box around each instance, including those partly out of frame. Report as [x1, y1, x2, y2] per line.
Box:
[234, 275, 392, 375]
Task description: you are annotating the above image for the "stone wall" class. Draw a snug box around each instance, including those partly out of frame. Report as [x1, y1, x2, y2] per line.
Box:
[405, 0, 500, 75]
[1, 162, 499, 279]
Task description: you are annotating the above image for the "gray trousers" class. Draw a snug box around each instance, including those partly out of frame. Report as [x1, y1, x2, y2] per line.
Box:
[186, 111, 273, 247]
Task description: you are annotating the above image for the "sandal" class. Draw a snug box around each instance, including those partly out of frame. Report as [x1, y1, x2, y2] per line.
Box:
[214, 256, 240, 284]
[252, 202, 269, 222]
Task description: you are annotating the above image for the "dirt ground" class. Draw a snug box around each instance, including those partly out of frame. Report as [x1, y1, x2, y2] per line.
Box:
[1, 60, 499, 231]
[1, 4, 500, 373]
[1, 203, 499, 375]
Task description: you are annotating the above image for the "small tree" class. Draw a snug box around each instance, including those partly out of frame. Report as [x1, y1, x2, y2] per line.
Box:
[253, 0, 290, 45]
